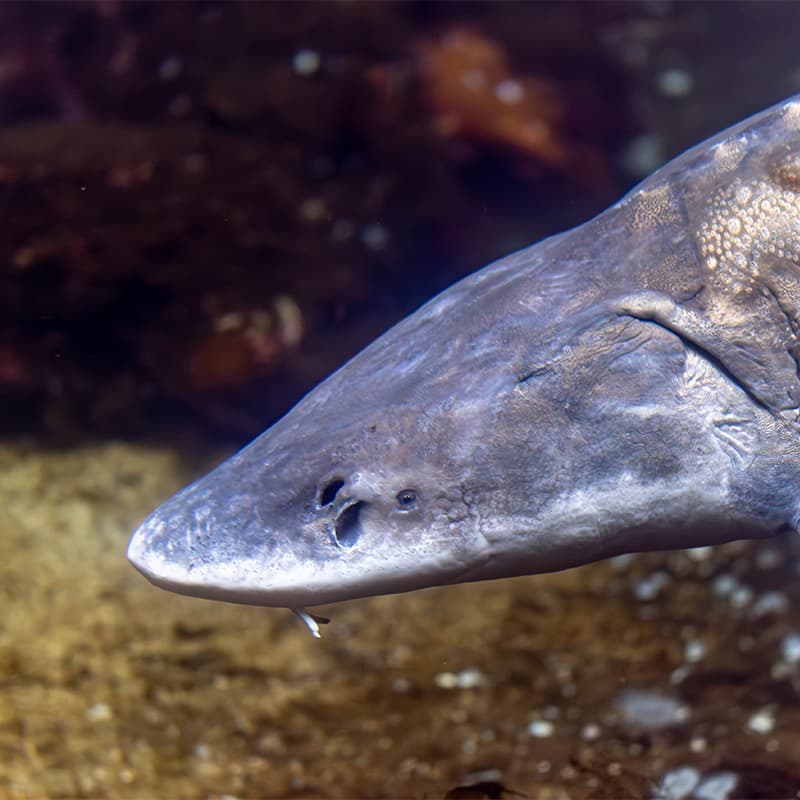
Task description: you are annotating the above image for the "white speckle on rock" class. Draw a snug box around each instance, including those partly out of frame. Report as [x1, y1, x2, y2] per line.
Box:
[653, 765, 700, 799]
[755, 547, 781, 570]
[581, 723, 601, 741]
[634, 570, 670, 601]
[689, 736, 707, 753]
[751, 590, 788, 618]
[527, 719, 554, 738]
[780, 632, 800, 663]
[670, 664, 692, 685]
[711, 574, 737, 596]
[615, 688, 689, 732]
[684, 639, 706, 663]
[746, 707, 775, 734]
[611, 553, 637, 571]
[729, 585, 754, 609]
[434, 668, 485, 690]
[686, 545, 713, 562]
[86, 703, 112, 722]
[193, 743, 211, 760]
[694, 771, 739, 800]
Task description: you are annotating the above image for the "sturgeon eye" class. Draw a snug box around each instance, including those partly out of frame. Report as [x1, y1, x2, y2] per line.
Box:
[396, 489, 418, 511]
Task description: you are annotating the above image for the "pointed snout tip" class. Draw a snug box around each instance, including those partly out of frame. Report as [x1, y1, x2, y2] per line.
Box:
[126, 511, 180, 590]
[126, 515, 160, 581]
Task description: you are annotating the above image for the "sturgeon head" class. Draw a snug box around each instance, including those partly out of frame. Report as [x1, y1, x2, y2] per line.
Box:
[129, 94, 800, 619]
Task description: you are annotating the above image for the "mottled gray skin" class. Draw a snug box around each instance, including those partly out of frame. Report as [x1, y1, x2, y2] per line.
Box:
[129, 95, 800, 611]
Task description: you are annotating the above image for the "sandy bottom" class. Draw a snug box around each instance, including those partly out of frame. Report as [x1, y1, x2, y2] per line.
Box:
[1, 440, 799, 799]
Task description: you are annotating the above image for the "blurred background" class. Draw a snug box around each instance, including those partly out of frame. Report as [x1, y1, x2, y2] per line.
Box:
[2, 0, 800, 443]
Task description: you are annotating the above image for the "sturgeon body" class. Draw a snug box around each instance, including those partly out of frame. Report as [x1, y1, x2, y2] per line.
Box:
[129, 95, 800, 622]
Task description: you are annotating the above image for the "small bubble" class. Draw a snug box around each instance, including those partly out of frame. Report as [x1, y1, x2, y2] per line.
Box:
[159, 56, 182, 81]
[621, 134, 664, 176]
[331, 219, 355, 242]
[656, 68, 694, 98]
[168, 94, 192, 117]
[293, 49, 321, 76]
[361, 223, 389, 250]
[300, 197, 328, 222]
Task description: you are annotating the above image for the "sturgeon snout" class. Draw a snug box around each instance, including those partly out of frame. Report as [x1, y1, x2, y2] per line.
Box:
[129, 95, 800, 631]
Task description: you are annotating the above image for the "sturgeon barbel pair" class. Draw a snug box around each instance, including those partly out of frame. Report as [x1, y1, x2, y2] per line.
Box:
[128, 95, 800, 636]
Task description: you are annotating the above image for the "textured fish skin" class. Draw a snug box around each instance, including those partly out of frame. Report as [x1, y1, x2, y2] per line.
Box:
[128, 95, 800, 611]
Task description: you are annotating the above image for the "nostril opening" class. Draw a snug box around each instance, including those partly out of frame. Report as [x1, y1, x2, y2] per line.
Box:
[318, 477, 345, 507]
[334, 501, 364, 548]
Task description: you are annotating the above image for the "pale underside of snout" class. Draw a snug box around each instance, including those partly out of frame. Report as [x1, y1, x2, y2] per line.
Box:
[126, 507, 486, 608]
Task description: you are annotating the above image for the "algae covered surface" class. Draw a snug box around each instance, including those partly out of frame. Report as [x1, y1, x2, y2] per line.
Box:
[1, 440, 800, 799]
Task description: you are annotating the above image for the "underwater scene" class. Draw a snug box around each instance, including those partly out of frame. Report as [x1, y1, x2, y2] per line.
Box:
[2, 2, 800, 798]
